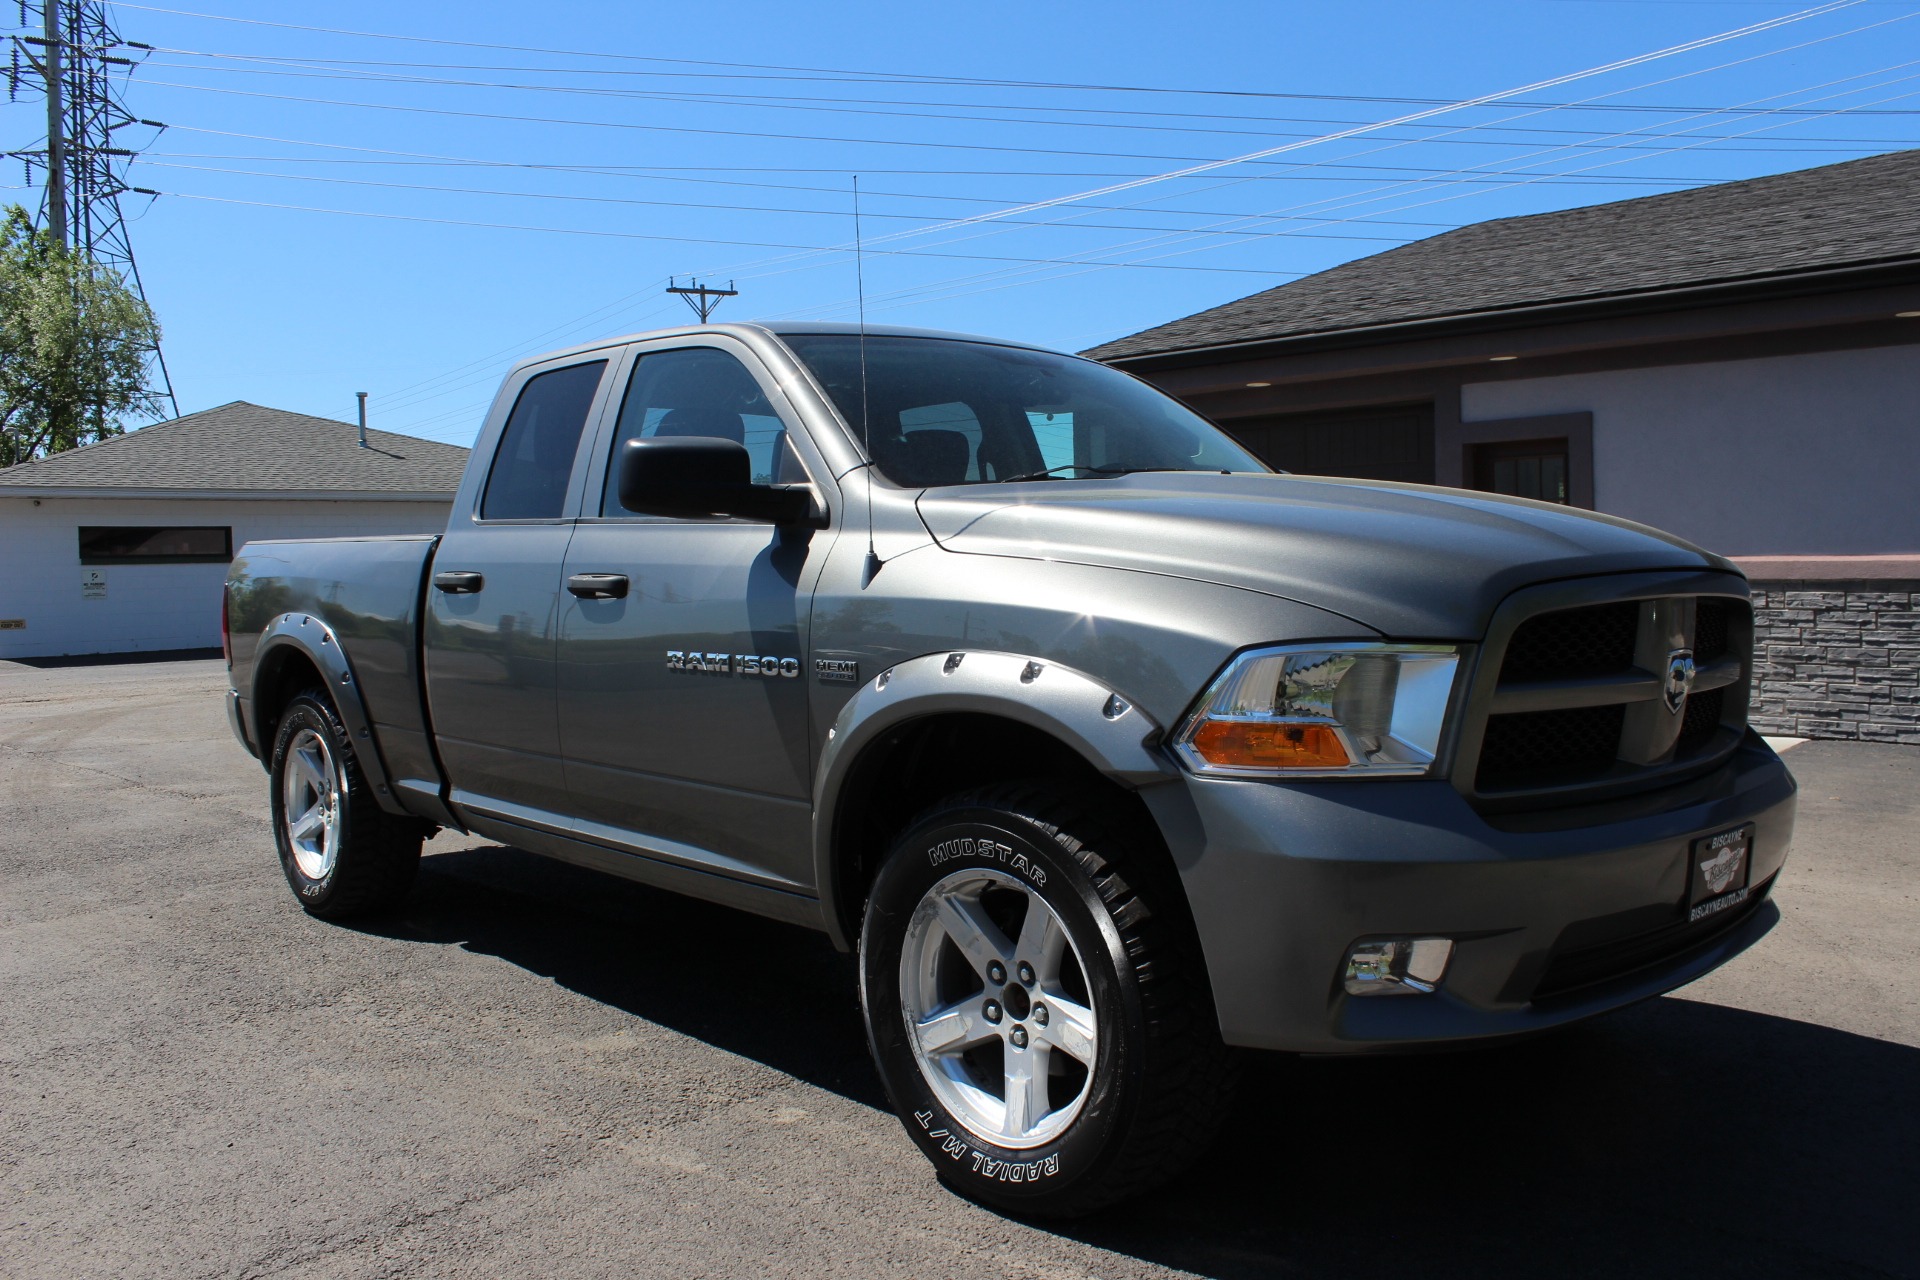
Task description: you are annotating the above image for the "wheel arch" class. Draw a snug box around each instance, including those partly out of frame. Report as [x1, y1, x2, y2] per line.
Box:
[812, 649, 1180, 951]
[250, 613, 407, 816]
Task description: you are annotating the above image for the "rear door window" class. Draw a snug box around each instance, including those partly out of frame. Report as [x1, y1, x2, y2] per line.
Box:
[480, 361, 608, 520]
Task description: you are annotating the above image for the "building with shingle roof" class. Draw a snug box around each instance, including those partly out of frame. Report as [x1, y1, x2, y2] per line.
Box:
[0, 402, 466, 660]
[1089, 149, 1920, 743]
[0, 401, 469, 497]
[1088, 147, 1920, 364]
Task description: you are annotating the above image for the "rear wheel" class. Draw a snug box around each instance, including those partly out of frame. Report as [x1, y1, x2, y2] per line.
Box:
[269, 689, 424, 918]
[859, 784, 1235, 1217]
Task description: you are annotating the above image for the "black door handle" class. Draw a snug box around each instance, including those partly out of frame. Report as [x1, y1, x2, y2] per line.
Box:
[567, 572, 630, 600]
[433, 570, 484, 594]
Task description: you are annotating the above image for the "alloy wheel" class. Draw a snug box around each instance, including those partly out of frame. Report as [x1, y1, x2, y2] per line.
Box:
[281, 726, 342, 881]
[898, 867, 1100, 1149]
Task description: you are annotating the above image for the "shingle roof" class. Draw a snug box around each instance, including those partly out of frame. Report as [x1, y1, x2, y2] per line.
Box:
[0, 401, 469, 495]
[1086, 148, 1920, 362]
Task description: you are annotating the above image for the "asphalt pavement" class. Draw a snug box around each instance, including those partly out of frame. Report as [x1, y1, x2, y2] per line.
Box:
[1, 657, 1915, 1279]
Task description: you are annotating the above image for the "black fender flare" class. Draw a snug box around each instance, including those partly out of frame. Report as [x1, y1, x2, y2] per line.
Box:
[810, 649, 1176, 949]
[251, 612, 408, 817]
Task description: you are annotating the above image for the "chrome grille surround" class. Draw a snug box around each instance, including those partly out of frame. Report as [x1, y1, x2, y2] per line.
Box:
[1451, 571, 1754, 809]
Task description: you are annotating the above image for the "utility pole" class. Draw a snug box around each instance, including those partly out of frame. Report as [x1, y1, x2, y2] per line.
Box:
[7, 0, 177, 418]
[666, 277, 738, 323]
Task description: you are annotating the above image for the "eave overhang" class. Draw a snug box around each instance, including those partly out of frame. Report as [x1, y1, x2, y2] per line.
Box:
[1097, 254, 1920, 376]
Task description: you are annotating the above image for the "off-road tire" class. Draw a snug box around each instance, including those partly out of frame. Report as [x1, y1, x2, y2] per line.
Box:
[268, 689, 424, 919]
[859, 783, 1236, 1217]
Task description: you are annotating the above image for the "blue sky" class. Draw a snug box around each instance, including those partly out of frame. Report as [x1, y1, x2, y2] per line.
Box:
[6, 0, 1918, 444]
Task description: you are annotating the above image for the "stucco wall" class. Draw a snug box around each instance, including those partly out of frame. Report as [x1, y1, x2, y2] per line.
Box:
[1461, 342, 1920, 556]
[0, 496, 449, 659]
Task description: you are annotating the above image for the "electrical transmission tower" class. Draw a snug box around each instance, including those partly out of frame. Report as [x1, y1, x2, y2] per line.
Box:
[666, 277, 738, 323]
[7, 0, 177, 418]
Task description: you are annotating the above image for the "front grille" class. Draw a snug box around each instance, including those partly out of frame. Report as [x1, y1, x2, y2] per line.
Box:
[1694, 598, 1732, 663]
[1677, 686, 1725, 754]
[1500, 601, 1638, 680]
[1476, 704, 1625, 791]
[1470, 592, 1751, 800]
[1533, 874, 1774, 1000]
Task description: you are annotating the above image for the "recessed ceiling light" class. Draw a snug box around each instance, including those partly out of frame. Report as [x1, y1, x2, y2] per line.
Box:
[1246, 381, 1272, 387]
[1489, 355, 1518, 362]
[1897, 310, 1920, 318]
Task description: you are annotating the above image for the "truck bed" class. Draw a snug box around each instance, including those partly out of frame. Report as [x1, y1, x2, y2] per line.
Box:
[227, 534, 444, 818]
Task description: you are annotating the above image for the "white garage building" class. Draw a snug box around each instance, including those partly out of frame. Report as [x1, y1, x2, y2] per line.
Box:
[0, 402, 467, 660]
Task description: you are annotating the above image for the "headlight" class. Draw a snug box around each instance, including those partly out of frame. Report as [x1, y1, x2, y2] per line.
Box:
[1173, 643, 1461, 777]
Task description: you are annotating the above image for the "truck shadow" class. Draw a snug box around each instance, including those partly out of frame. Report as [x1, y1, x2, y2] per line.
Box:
[365, 842, 1914, 1279]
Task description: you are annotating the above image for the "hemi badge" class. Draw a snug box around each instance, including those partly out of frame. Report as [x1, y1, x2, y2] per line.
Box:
[815, 658, 860, 684]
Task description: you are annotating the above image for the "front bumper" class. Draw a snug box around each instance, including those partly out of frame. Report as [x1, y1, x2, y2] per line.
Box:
[1151, 734, 1796, 1054]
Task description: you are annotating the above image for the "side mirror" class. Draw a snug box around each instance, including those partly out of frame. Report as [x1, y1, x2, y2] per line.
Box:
[616, 436, 813, 525]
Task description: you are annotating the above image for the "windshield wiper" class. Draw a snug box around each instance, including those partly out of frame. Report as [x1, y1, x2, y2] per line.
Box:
[1001, 463, 1148, 483]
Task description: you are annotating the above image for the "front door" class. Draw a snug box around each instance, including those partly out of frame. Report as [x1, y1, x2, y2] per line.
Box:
[556, 341, 832, 890]
[424, 355, 612, 823]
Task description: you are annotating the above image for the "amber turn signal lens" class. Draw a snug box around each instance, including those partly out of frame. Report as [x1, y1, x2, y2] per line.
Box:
[1188, 720, 1351, 769]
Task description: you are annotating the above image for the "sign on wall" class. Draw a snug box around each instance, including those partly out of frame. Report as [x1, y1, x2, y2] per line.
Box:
[81, 569, 108, 600]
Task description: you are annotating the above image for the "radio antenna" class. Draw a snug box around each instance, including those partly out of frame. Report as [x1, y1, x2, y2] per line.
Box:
[854, 175, 881, 582]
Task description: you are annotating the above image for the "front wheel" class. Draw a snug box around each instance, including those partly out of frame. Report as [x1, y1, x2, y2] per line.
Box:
[859, 785, 1235, 1217]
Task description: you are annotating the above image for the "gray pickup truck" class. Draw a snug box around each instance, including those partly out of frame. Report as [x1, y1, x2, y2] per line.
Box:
[224, 322, 1795, 1215]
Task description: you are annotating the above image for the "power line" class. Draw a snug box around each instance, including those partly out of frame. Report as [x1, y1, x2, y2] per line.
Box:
[139, 124, 1741, 186]
[745, 44, 1920, 325]
[133, 161, 1446, 242]
[675, 0, 1895, 288]
[122, 0, 1879, 297]
[129, 46, 1920, 120]
[137, 74, 1898, 164]
[141, 130, 1733, 187]
[146, 190, 1314, 274]
[106, 0, 1920, 114]
[139, 149, 1483, 225]
[129, 52, 1920, 151]
[812, 61, 1920, 326]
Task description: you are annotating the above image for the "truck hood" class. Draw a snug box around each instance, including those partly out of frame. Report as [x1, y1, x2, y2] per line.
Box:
[915, 472, 1738, 638]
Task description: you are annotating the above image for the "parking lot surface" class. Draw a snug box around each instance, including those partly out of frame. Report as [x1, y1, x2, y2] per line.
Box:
[2, 656, 1915, 1279]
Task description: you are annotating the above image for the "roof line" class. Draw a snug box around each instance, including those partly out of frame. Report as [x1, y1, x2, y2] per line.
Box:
[1096, 251, 1920, 366]
[0, 401, 256, 473]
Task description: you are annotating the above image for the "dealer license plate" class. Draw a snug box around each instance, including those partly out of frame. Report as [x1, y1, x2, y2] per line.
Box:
[1688, 824, 1754, 923]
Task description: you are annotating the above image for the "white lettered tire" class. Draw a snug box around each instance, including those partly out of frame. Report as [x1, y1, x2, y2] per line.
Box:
[859, 785, 1235, 1216]
[268, 689, 426, 918]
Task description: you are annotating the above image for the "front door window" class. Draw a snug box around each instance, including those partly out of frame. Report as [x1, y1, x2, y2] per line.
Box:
[601, 347, 800, 510]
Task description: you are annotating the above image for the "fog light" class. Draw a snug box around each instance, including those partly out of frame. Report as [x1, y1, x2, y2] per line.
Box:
[1343, 938, 1454, 997]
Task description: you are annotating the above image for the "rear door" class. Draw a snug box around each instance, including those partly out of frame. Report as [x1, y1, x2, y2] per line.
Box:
[424, 353, 615, 824]
[555, 336, 836, 890]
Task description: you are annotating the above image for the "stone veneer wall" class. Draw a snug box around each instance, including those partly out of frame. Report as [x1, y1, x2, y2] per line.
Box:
[1748, 578, 1920, 743]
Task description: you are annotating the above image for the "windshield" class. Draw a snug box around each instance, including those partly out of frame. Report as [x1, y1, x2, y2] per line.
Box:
[780, 334, 1265, 487]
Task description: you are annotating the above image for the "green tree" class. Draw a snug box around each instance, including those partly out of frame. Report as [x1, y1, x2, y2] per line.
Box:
[0, 204, 165, 467]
